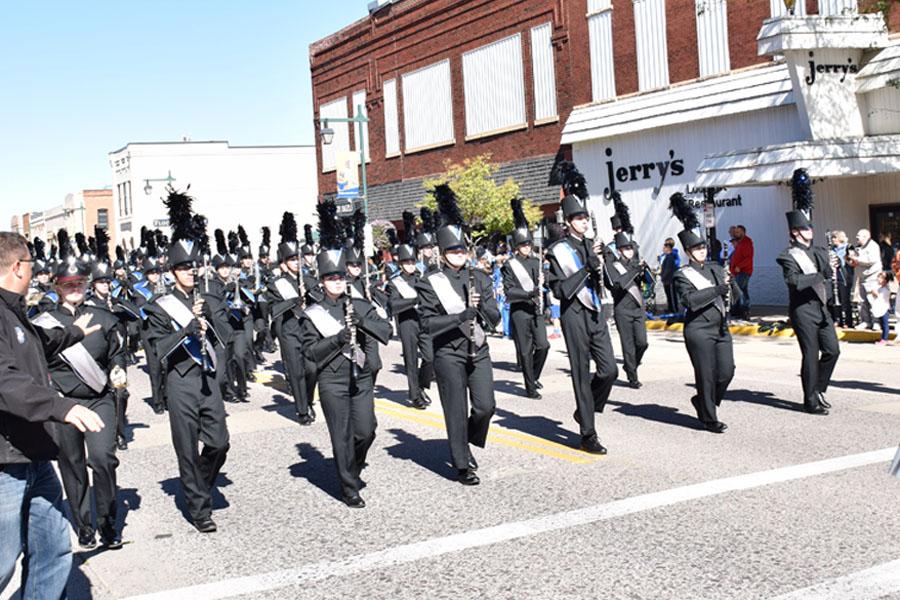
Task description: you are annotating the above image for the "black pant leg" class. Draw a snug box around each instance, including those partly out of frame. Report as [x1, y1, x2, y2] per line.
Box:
[816, 318, 840, 395]
[433, 352, 472, 470]
[684, 324, 718, 423]
[560, 308, 595, 438]
[56, 415, 91, 533]
[793, 316, 821, 407]
[196, 374, 230, 489]
[141, 327, 165, 408]
[318, 376, 358, 498]
[166, 373, 212, 521]
[615, 310, 637, 382]
[417, 330, 434, 389]
[82, 396, 119, 529]
[398, 319, 420, 400]
[532, 314, 550, 382]
[588, 313, 618, 413]
[466, 350, 496, 449]
[713, 332, 735, 406]
[279, 335, 309, 415]
[510, 309, 537, 392]
[349, 372, 377, 480]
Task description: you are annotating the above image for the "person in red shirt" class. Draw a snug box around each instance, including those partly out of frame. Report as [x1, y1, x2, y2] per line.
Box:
[729, 225, 754, 320]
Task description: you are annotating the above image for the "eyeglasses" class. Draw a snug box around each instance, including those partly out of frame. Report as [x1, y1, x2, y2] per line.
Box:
[18, 258, 33, 263]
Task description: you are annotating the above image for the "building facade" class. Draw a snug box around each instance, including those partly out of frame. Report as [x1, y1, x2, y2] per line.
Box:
[108, 141, 318, 251]
[311, 0, 900, 305]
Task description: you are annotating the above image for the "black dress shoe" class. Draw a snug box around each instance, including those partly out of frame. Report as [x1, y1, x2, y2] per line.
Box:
[152, 404, 165, 415]
[193, 517, 217, 533]
[99, 525, 123, 550]
[116, 436, 128, 451]
[467, 453, 478, 471]
[526, 389, 542, 399]
[457, 469, 480, 486]
[817, 392, 831, 409]
[580, 435, 608, 455]
[297, 413, 314, 426]
[78, 529, 97, 550]
[705, 421, 728, 434]
[805, 405, 829, 415]
[627, 380, 642, 389]
[343, 494, 366, 508]
[411, 397, 427, 410]
[223, 395, 240, 404]
[309, 405, 317, 421]
[535, 381, 543, 390]
[420, 389, 432, 405]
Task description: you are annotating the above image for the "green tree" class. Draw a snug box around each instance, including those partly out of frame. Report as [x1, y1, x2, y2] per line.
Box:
[419, 154, 543, 241]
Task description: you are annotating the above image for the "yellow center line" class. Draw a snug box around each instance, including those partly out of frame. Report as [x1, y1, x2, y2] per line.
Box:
[374, 400, 600, 464]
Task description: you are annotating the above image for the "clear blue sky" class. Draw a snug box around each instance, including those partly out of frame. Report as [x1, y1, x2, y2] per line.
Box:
[0, 1, 362, 227]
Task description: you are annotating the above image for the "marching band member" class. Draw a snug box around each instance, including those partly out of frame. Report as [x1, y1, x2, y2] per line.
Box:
[501, 199, 549, 399]
[300, 200, 390, 507]
[670, 192, 739, 433]
[416, 185, 500, 485]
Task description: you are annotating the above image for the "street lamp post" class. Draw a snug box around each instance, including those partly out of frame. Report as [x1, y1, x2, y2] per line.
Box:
[143, 170, 177, 196]
[320, 104, 371, 282]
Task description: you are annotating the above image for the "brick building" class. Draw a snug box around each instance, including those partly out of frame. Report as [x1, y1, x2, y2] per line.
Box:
[311, 0, 900, 304]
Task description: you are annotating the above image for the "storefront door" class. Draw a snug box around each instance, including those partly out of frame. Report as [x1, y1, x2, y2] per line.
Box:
[870, 203, 900, 248]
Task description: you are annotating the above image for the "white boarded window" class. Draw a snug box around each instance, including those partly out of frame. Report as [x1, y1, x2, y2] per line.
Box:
[402, 60, 454, 152]
[383, 78, 400, 157]
[818, 0, 857, 15]
[462, 34, 526, 138]
[531, 23, 557, 121]
[319, 97, 349, 173]
[351, 90, 370, 162]
[696, 0, 730, 77]
[587, 0, 616, 101]
[633, 0, 669, 91]
[770, 0, 806, 16]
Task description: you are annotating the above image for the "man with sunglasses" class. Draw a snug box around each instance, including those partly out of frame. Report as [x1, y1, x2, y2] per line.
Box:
[0, 232, 104, 600]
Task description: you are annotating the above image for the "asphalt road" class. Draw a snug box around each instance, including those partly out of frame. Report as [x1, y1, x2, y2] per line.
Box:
[4, 325, 899, 600]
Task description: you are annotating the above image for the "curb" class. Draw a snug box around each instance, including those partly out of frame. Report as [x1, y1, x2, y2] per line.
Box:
[645, 319, 896, 343]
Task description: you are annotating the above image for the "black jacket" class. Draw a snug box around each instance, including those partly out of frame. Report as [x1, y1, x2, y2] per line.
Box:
[0, 287, 82, 464]
[300, 294, 391, 376]
[501, 255, 542, 314]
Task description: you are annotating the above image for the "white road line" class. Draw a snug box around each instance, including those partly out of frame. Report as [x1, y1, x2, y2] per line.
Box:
[770, 558, 900, 599]
[122, 447, 896, 600]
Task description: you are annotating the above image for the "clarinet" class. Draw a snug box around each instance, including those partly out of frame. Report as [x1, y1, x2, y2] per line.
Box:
[297, 261, 307, 309]
[192, 265, 209, 367]
[345, 279, 359, 379]
[467, 252, 478, 359]
[723, 256, 732, 317]
[826, 230, 841, 307]
[587, 210, 607, 303]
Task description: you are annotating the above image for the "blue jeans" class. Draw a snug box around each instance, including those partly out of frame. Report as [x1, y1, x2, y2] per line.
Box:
[0, 461, 72, 600]
[733, 272, 751, 317]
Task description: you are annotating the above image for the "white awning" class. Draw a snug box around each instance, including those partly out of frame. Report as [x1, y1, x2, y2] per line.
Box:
[695, 134, 900, 187]
[856, 41, 900, 94]
[560, 63, 793, 145]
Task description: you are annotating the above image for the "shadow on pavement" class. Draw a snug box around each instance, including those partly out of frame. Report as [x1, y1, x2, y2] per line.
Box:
[288, 443, 342, 502]
[492, 407, 581, 446]
[383, 428, 456, 481]
[828, 379, 900, 397]
[728, 388, 805, 412]
[374, 384, 417, 409]
[261, 393, 301, 423]
[159, 473, 232, 525]
[607, 399, 705, 431]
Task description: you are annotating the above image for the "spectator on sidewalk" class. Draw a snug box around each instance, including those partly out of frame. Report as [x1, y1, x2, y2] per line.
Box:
[659, 238, 680, 314]
[728, 225, 754, 320]
[829, 231, 854, 328]
[870, 272, 892, 345]
[892, 248, 900, 345]
[851, 229, 883, 330]
[0, 232, 105, 600]
[878, 232, 894, 274]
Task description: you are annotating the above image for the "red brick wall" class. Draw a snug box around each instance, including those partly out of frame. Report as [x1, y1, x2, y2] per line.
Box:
[310, 0, 774, 196]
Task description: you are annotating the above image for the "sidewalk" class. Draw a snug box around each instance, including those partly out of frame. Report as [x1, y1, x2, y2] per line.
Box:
[644, 304, 898, 343]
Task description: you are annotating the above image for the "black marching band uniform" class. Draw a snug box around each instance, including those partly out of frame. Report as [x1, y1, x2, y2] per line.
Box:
[133, 232, 168, 414]
[416, 185, 500, 485]
[33, 230, 125, 549]
[144, 189, 230, 532]
[300, 200, 391, 507]
[775, 169, 840, 415]
[386, 211, 434, 409]
[268, 214, 320, 425]
[501, 198, 549, 399]
[546, 162, 617, 454]
[206, 230, 245, 404]
[254, 227, 278, 355]
[670, 192, 739, 433]
[605, 193, 649, 388]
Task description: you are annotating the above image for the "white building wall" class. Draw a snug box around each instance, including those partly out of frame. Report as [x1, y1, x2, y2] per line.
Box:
[573, 105, 807, 306]
[109, 142, 318, 252]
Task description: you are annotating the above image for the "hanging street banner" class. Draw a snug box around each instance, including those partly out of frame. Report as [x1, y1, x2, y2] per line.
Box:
[336, 151, 360, 199]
